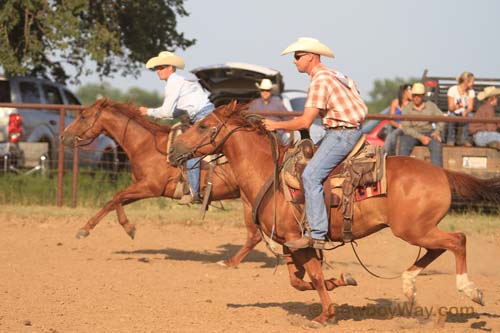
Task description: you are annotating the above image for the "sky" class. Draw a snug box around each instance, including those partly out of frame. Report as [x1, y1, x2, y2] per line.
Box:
[70, 0, 500, 100]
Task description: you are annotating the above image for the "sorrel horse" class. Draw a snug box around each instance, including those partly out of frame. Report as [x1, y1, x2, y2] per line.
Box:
[169, 101, 500, 326]
[61, 99, 263, 268]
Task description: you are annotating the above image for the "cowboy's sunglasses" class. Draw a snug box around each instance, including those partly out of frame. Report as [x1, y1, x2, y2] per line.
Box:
[294, 53, 308, 61]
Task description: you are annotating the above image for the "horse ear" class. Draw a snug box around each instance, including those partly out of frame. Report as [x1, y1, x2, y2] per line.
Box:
[224, 100, 238, 116]
[93, 98, 108, 108]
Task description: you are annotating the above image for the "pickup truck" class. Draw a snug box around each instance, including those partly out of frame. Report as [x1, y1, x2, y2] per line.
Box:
[0, 75, 118, 174]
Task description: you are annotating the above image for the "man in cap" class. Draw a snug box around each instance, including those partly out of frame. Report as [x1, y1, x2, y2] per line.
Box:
[398, 82, 444, 166]
[139, 51, 214, 204]
[469, 86, 500, 149]
[262, 37, 367, 249]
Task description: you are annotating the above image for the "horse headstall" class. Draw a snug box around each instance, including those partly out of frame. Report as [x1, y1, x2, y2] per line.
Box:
[180, 112, 249, 161]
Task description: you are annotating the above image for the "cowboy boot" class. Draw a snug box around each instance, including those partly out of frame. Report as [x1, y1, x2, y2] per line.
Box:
[285, 236, 325, 249]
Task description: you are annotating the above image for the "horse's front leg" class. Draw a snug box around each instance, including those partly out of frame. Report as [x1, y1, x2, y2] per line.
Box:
[284, 246, 357, 291]
[289, 247, 335, 327]
[218, 196, 261, 267]
[76, 181, 157, 239]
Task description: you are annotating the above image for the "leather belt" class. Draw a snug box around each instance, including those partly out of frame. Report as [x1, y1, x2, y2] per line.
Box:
[325, 126, 360, 131]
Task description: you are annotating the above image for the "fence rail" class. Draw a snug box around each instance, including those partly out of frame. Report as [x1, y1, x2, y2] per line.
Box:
[1, 102, 499, 207]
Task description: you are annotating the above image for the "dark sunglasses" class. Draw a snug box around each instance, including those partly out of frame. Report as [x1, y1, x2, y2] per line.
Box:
[294, 53, 308, 61]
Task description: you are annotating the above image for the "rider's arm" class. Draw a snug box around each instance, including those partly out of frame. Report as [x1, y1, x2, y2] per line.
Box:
[262, 106, 320, 131]
[147, 74, 183, 119]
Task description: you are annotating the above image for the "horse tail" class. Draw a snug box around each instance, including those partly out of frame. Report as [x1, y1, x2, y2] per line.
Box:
[444, 169, 500, 204]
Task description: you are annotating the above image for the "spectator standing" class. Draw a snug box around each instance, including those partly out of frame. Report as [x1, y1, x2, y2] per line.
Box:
[398, 83, 444, 167]
[446, 71, 475, 146]
[249, 79, 293, 145]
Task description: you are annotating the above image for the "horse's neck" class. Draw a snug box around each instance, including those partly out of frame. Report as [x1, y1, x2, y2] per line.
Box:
[103, 112, 166, 159]
[223, 131, 276, 201]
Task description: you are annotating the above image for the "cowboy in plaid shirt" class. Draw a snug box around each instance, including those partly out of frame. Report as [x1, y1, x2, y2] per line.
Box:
[263, 37, 367, 249]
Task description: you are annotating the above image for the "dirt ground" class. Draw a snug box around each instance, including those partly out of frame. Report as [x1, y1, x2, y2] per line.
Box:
[1, 206, 499, 333]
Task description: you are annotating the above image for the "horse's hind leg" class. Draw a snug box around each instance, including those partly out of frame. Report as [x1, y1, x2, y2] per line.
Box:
[284, 247, 357, 291]
[401, 248, 445, 301]
[400, 227, 483, 306]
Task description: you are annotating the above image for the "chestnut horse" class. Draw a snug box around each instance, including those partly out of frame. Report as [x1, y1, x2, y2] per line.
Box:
[169, 101, 500, 326]
[61, 99, 263, 268]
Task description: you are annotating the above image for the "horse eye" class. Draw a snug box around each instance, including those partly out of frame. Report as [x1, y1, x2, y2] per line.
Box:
[198, 123, 208, 130]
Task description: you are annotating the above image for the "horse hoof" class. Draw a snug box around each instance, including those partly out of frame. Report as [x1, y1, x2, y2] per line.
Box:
[342, 273, 358, 286]
[75, 230, 89, 239]
[404, 290, 416, 303]
[125, 224, 136, 240]
[127, 228, 136, 240]
[216, 260, 228, 267]
[305, 320, 326, 329]
[472, 289, 485, 306]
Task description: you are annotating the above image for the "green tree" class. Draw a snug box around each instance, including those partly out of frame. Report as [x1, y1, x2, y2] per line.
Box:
[0, 0, 194, 84]
[75, 82, 162, 107]
[366, 77, 419, 114]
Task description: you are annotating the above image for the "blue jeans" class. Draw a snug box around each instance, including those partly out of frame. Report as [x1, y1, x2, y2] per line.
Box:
[186, 103, 214, 196]
[398, 132, 443, 167]
[446, 113, 473, 145]
[302, 128, 363, 240]
[473, 131, 500, 146]
[383, 127, 403, 156]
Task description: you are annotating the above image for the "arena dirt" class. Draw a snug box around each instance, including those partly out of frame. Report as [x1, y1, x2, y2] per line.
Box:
[0, 210, 499, 332]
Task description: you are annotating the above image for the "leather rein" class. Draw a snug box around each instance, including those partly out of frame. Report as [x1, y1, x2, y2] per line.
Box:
[72, 106, 168, 156]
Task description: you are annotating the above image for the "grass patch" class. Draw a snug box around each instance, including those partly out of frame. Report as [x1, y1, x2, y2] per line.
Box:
[1, 173, 498, 233]
[440, 211, 499, 235]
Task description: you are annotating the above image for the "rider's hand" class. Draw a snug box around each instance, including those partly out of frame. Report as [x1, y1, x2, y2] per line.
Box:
[262, 119, 279, 131]
[420, 136, 431, 145]
[431, 131, 442, 142]
[138, 106, 149, 116]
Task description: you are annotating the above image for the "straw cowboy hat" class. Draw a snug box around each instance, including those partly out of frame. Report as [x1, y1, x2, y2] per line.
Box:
[411, 82, 426, 95]
[281, 37, 334, 58]
[255, 78, 273, 90]
[477, 86, 500, 101]
[145, 51, 185, 70]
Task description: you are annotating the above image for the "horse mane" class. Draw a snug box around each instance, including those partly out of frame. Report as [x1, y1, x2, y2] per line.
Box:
[223, 102, 269, 136]
[102, 99, 171, 133]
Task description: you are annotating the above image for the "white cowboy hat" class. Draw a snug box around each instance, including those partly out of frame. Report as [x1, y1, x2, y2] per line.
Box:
[145, 51, 185, 70]
[255, 78, 273, 90]
[411, 82, 426, 95]
[477, 86, 500, 101]
[281, 37, 334, 58]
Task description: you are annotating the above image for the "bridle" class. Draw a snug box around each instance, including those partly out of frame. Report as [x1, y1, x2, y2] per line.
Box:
[173, 111, 251, 163]
[71, 105, 167, 155]
[71, 107, 103, 147]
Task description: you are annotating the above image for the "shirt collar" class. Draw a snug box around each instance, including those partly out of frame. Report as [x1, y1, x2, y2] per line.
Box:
[310, 63, 327, 80]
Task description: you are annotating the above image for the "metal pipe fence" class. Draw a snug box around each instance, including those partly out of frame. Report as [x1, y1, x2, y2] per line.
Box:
[1, 102, 499, 207]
